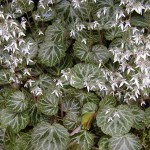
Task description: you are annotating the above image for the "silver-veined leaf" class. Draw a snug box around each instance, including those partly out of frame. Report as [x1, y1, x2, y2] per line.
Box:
[38, 41, 66, 67]
[70, 63, 106, 91]
[96, 105, 133, 136]
[130, 15, 148, 28]
[104, 27, 123, 40]
[82, 102, 98, 115]
[73, 90, 100, 105]
[63, 96, 80, 114]
[13, 132, 33, 150]
[70, 130, 94, 150]
[74, 41, 111, 64]
[37, 92, 59, 116]
[45, 24, 67, 42]
[144, 107, 150, 127]
[29, 102, 48, 126]
[31, 74, 55, 91]
[6, 91, 29, 112]
[108, 134, 142, 150]
[31, 122, 69, 150]
[98, 136, 109, 150]
[1, 109, 29, 133]
[99, 95, 116, 109]
[129, 105, 145, 130]
[63, 112, 80, 130]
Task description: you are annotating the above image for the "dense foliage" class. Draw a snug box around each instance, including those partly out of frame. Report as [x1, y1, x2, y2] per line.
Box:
[0, 0, 150, 149]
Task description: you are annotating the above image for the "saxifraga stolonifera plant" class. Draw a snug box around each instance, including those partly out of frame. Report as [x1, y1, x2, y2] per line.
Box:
[0, 0, 150, 149]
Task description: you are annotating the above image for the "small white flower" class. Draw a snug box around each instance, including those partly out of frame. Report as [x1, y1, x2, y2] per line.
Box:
[113, 112, 120, 118]
[70, 29, 75, 37]
[108, 117, 113, 122]
[105, 109, 110, 115]
[81, 38, 87, 44]
[24, 68, 31, 76]
[38, 30, 44, 35]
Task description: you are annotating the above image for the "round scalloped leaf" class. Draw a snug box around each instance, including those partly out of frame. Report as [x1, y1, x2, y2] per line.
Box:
[45, 24, 67, 42]
[144, 107, 150, 127]
[104, 27, 123, 40]
[74, 41, 111, 64]
[63, 112, 80, 130]
[98, 136, 109, 150]
[70, 63, 106, 91]
[99, 95, 116, 109]
[37, 92, 59, 116]
[129, 105, 145, 130]
[31, 74, 55, 91]
[29, 102, 48, 126]
[0, 87, 16, 109]
[38, 41, 66, 67]
[82, 102, 98, 115]
[108, 134, 142, 150]
[6, 91, 29, 112]
[1, 109, 29, 133]
[70, 130, 94, 150]
[96, 105, 133, 136]
[31, 122, 69, 150]
[74, 90, 100, 105]
[63, 96, 80, 114]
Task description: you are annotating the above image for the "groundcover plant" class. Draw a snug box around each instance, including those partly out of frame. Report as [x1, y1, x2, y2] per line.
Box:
[0, 0, 150, 149]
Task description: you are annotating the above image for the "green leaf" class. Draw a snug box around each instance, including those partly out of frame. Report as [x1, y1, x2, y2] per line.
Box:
[63, 112, 80, 130]
[70, 63, 106, 91]
[6, 91, 29, 112]
[71, 130, 94, 150]
[104, 27, 123, 40]
[63, 96, 80, 114]
[14, 132, 33, 150]
[81, 112, 95, 130]
[31, 74, 55, 91]
[144, 107, 150, 127]
[31, 122, 69, 150]
[0, 128, 5, 148]
[1, 109, 29, 133]
[96, 105, 133, 136]
[98, 136, 109, 150]
[38, 41, 66, 67]
[129, 105, 145, 130]
[0, 69, 11, 85]
[99, 95, 116, 109]
[74, 90, 100, 105]
[74, 41, 111, 64]
[0, 88, 16, 109]
[130, 15, 148, 28]
[29, 102, 48, 126]
[45, 24, 67, 42]
[82, 102, 98, 115]
[37, 92, 59, 116]
[108, 134, 142, 150]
